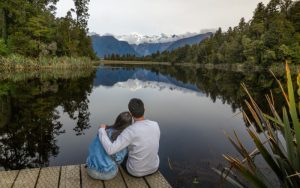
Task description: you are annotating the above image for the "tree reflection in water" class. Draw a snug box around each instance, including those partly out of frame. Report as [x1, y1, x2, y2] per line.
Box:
[0, 70, 95, 170]
[110, 64, 286, 131]
[0, 65, 289, 188]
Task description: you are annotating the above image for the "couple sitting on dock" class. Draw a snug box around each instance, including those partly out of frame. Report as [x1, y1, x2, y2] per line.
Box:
[86, 98, 160, 180]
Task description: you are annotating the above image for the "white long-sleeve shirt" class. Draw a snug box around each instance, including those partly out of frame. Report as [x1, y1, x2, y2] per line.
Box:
[98, 119, 160, 177]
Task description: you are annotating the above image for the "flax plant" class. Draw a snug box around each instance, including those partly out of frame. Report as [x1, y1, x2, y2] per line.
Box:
[214, 63, 300, 188]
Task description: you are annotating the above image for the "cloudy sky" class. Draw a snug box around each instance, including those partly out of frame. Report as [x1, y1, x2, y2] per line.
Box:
[56, 0, 270, 35]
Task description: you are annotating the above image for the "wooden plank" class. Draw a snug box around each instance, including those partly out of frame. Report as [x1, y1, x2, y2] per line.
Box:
[1, 165, 171, 188]
[119, 167, 148, 188]
[0, 170, 19, 188]
[144, 171, 172, 188]
[13, 168, 40, 188]
[36, 166, 60, 188]
[80, 165, 104, 188]
[59, 165, 80, 188]
[104, 168, 126, 188]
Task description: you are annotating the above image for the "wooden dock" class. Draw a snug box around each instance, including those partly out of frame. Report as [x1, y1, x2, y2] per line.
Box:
[0, 165, 171, 188]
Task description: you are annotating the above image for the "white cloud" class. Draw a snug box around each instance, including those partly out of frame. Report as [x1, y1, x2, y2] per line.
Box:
[56, 0, 270, 35]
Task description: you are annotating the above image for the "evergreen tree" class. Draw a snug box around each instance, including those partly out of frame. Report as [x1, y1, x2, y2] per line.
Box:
[128, 0, 300, 66]
[0, 0, 96, 59]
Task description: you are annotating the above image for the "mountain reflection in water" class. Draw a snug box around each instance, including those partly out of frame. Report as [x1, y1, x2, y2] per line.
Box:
[0, 65, 285, 187]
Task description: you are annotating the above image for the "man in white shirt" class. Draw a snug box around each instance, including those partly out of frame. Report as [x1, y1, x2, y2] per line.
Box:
[98, 98, 160, 177]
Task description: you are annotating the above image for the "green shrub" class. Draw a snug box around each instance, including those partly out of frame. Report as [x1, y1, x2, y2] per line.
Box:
[0, 39, 9, 56]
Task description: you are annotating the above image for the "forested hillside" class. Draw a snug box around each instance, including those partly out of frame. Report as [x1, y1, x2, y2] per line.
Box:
[0, 0, 96, 59]
[91, 35, 139, 58]
[113, 0, 300, 66]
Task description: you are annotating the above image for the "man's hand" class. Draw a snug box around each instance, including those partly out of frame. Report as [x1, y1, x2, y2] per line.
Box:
[100, 124, 107, 129]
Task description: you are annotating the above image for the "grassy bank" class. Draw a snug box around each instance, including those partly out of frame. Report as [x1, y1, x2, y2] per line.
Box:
[0, 68, 96, 81]
[0, 55, 101, 70]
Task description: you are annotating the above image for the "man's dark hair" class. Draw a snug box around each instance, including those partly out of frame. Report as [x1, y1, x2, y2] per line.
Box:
[128, 98, 145, 118]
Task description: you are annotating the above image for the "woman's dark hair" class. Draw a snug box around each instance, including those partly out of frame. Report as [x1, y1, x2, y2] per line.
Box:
[109, 111, 132, 141]
[128, 98, 145, 118]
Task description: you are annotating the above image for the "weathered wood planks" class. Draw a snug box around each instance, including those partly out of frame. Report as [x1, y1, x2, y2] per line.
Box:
[144, 171, 172, 188]
[0, 165, 171, 188]
[13, 168, 40, 188]
[36, 166, 60, 188]
[0, 170, 19, 188]
[59, 165, 80, 188]
[80, 165, 104, 188]
[119, 167, 148, 188]
[103, 168, 126, 188]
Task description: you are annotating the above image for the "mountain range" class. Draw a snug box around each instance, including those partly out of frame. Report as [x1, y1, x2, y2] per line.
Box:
[91, 32, 212, 58]
[91, 35, 139, 58]
[93, 67, 201, 93]
[116, 32, 200, 44]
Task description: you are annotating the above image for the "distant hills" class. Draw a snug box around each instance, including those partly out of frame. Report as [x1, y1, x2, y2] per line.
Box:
[131, 42, 173, 56]
[91, 32, 212, 58]
[166, 33, 212, 51]
[91, 35, 138, 58]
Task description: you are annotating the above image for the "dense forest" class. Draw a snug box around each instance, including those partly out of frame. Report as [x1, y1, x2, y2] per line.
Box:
[0, 0, 96, 59]
[107, 0, 300, 66]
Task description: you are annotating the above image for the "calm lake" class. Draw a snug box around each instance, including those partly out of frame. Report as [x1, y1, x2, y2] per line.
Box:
[0, 64, 285, 187]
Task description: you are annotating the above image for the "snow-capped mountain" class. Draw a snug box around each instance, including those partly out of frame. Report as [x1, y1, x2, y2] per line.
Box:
[116, 32, 199, 45]
[114, 79, 199, 94]
[90, 31, 213, 57]
[93, 67, 202, 94]
[87, 32, 98, 36]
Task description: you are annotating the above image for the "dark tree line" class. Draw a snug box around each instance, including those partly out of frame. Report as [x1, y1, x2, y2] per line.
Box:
[110, 0, 300, 66]
[105, 53, 139, 61]
[0, 0, 96, 58]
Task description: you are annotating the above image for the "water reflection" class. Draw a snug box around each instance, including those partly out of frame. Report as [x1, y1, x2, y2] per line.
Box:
[0, 65, 286, 187]
[0, 70, 95, 169]
[106, 64, 285, 128]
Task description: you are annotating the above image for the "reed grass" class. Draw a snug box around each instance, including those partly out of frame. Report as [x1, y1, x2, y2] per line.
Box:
[0, 68, 96, 82]
[0, 54, 100, 70]
[214, 63, 300, 187]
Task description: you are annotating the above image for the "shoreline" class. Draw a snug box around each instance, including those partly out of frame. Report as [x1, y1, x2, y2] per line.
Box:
[101, 60, 299, 74]
[101, 60, 171, 65]
[1, 57, 299, 75]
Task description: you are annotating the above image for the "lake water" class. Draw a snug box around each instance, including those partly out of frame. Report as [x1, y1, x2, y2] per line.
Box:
[0, 64, 284, 187]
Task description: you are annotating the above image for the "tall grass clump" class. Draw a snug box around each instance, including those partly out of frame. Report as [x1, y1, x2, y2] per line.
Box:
[214, 63, 300, 187]
[0, 54, 99, 70]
